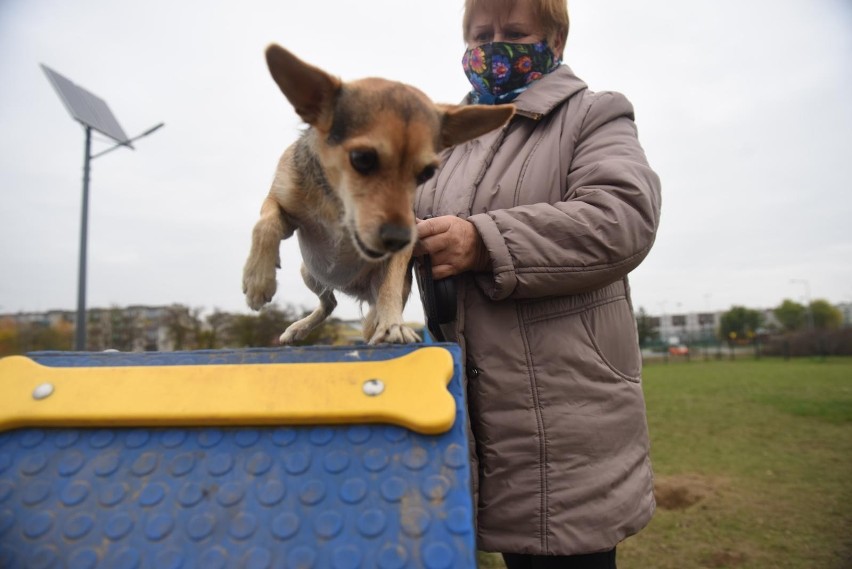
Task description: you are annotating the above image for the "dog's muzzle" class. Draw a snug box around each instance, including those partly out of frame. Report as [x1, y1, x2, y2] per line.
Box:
[353, 232, 386, 260]
[352, 223, 412, 260]
[379, 223, 412, 253]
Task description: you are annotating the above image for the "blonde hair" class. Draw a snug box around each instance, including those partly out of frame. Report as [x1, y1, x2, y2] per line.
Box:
[462, 0, 570, 48]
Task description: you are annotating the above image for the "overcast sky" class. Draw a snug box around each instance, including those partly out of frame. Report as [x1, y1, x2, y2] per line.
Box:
[1, 0, 850, 323]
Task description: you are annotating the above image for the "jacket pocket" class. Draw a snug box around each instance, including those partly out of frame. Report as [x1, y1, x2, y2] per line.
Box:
[520, 291, 641, 385]
[579, 298, 642, 383]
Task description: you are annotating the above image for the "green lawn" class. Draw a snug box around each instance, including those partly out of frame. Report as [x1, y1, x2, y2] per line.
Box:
[478, 357, 852, 569]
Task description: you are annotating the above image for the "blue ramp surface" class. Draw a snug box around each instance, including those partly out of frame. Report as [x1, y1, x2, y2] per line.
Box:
[0, 344, 476, 569]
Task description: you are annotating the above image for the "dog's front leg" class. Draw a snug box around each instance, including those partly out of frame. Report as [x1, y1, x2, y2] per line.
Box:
[364, 251, 421, 344]
[280, 264, 338, 344]
[243, 196, 295, 310]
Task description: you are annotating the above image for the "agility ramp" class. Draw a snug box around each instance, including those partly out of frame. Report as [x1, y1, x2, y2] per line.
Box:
[0, 344, 476, 568]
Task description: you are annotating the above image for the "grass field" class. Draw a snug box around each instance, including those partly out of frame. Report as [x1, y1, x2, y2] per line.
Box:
[477, 357, 852, 569]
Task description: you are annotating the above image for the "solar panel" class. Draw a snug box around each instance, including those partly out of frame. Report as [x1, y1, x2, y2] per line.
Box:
[41, 64, 132, 147]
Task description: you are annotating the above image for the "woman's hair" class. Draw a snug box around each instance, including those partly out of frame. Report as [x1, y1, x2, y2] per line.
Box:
[462, 0, 570, 48]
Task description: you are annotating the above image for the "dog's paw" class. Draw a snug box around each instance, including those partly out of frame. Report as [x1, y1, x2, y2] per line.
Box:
[368, 323, 421, 345]
[279, 321, 313, 345]
[243, 267, 277, 311]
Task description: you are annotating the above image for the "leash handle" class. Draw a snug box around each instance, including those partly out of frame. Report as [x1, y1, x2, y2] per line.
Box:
[415, 217, 457, 342]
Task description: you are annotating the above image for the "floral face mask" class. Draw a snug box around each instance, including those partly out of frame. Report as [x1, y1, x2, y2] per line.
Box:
[462, 40, 560, 104]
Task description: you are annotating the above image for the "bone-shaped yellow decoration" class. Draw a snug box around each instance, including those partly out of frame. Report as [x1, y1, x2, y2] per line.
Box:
[0, 347, 456, 435]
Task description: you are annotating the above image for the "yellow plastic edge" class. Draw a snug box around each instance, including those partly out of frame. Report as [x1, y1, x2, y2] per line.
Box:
[0, 347, 456, 435]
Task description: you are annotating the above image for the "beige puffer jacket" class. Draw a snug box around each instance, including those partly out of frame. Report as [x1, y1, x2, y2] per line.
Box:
[415, 65, 662, 555]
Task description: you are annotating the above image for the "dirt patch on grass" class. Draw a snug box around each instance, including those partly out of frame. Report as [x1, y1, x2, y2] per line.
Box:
[654, 473, 723, 510]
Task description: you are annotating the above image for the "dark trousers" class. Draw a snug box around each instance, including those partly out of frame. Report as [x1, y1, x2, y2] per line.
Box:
[502, 548, 617, 569]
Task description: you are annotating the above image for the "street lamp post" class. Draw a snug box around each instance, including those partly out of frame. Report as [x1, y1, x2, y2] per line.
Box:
[658, 301, 668, 363]
[74, 123, 164, 350]
[42, 64, 163, 350]
[790, 278, 814, 330]
[77, 127, 92, 351]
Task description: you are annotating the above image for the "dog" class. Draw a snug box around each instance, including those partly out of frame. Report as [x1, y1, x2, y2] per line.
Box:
[242, 45, 514, 344]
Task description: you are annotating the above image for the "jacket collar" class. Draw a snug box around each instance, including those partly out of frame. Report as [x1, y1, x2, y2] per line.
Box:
[465, 65, 587, 120]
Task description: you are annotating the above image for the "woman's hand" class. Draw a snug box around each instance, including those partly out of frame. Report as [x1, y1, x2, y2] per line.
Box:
[415, 215, 490, 279]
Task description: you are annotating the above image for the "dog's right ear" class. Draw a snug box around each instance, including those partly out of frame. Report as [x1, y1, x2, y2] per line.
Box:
[438, 103, 515, 149]
[265, 44, 341, 131]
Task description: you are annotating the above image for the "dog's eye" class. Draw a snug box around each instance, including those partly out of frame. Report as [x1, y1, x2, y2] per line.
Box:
[416, 165, 436, 185]
[349, 150, 379, 175]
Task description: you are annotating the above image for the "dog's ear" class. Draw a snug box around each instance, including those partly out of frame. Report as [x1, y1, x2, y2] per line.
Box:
[265, 44, 341, 131]
[438, 104, 515, 149]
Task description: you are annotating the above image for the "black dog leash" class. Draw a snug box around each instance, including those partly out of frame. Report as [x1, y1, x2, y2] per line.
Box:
[414, 216, 457, 342]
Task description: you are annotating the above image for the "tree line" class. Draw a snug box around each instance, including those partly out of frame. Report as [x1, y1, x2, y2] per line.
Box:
[2, 298, 847, 357]
[0, 304, 347, 356]
[635, 298, 850, 357]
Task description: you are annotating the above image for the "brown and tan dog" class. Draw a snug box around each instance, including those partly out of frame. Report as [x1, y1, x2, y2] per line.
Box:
[242, 45, 514, 344]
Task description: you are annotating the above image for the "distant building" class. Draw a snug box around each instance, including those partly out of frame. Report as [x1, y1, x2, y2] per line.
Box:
[655, 311, 720, 345]
[87, 305, 174, 352]
[649, 307, 781, 345]
[839, 302, 852, 328]
[2, 305, 178, 352]
[1, 305, 379, 352]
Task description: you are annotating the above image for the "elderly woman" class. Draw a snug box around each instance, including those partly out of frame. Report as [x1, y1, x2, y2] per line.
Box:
[414, 0, 662, 567]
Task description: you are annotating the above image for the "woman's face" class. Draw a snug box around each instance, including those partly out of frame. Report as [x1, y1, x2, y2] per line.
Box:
[466, 0, 553, 50]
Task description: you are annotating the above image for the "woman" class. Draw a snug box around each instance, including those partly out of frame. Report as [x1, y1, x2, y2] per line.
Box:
[414, 0, 662, 567]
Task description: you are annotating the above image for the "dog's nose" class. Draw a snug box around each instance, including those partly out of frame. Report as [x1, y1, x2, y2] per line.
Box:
[379, 223, 412, 252]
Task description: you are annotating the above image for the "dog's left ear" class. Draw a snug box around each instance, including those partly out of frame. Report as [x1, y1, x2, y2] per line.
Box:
[437, 104, 515, 149]
[266, 44, 341, 131]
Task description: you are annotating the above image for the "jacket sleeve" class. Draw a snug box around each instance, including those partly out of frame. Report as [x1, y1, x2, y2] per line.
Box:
[467, 91, 662, 301]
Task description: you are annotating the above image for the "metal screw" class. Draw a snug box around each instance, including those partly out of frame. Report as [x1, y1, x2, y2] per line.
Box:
[32, 383, 55, 400]
[362, 379, 385, 396]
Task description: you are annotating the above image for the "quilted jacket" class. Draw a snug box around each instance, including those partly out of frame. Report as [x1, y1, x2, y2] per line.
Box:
[414, 64, 662, 555]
